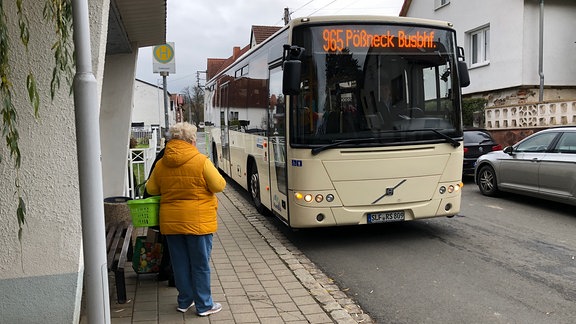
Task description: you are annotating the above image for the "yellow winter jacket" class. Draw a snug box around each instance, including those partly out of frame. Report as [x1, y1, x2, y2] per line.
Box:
[145, 139, 226, 235]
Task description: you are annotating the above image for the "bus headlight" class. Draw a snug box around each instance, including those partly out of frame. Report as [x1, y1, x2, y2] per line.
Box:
[439, 186, 446, 194]
[295, 192, 336, 203]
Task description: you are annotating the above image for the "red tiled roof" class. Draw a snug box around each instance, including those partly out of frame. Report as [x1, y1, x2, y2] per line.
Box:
[205, 25, 281, 81]
[251, 25, 282, 45]
[206, 45, 250, 80]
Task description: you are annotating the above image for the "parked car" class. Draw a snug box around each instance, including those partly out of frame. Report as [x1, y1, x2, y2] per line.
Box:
[463, 129, 501, 175]
[474, 126, 576, 206]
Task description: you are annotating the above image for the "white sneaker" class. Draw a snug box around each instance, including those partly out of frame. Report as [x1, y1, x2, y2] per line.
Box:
[176, 301, 195, 313]
[197, 302, 222, 316]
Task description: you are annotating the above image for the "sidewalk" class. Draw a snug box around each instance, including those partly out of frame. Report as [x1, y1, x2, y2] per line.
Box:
[104, 185, 374, 323]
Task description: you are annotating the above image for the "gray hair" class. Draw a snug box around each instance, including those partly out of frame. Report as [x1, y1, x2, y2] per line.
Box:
[169, 122, 197, 143]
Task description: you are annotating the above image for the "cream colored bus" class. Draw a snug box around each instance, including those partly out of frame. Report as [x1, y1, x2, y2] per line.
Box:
[204, 15, 470, 228]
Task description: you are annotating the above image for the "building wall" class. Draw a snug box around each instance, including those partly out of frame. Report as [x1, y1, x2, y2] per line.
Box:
[404, 0, 524, 95]
[0, 0, 110, 322]
[404, 0, 576, 145]
[522, 0, 576, 87]
[132, 79, 169, 130]
[404, 0, 576, 98]
[101, 53, 139, 198]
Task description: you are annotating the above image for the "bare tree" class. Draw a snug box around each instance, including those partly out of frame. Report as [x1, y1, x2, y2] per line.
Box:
[181, 85, 204, 125]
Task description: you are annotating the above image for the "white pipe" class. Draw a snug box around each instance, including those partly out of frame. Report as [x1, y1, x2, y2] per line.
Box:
[72, 0, 111, 323]
[539, 0, 544, 102]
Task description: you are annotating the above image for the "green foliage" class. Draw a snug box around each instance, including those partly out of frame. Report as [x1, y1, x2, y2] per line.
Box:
[462, 97, 487, 127]
[0, 0, 74, 241]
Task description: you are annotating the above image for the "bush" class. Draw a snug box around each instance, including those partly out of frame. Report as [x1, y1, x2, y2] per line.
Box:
[462, 98, 487, 127]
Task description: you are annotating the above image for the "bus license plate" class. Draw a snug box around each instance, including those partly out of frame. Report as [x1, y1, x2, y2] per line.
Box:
[367, 211, 405, 223]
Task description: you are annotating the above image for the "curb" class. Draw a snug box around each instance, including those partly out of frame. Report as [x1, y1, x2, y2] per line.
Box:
[222, 186, 375, 324]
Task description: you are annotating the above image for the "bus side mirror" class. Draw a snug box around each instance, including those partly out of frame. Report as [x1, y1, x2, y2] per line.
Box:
[458, 61, 470, 87]
[283, 60, 301, 95]
[282, 44, 305, 95]
[457, 46, 470, 87]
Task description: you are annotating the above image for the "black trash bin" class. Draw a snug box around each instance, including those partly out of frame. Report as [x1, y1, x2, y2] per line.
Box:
[104, 196, 133, 226]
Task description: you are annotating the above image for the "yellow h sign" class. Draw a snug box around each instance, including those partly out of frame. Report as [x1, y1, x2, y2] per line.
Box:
[153, 42, 176, 73]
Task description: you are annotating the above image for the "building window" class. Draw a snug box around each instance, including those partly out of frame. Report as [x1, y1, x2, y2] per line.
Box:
[435, 0, 450, 9]
[469, 26, 490, 67]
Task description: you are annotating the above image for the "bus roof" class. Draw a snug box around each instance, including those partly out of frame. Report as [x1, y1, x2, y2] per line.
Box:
[287, 15, 453, 29]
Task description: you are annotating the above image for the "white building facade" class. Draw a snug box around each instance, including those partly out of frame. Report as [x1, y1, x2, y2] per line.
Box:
[0, 1, 165, 323]
[132, 79, 173, 131]
[401, 0, 576, 144]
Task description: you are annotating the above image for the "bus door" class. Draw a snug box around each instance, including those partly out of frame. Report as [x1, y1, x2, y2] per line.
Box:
[219, 83, 231, 175]
[268, 66, 288, 222]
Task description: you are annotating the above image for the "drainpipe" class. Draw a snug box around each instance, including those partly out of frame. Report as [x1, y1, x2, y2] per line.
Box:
[72, 0, 111, 323]
[538, 0, 544, 102]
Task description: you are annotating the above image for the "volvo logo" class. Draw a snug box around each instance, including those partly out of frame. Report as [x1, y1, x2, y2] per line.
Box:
[372, 179, 407, 204]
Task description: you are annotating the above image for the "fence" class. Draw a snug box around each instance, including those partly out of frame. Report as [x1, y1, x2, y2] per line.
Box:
[126, 129, 159, 198]
[485, 100, 576, 130]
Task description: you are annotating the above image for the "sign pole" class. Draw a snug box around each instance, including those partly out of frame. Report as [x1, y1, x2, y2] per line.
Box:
[161, 71, 170, 139]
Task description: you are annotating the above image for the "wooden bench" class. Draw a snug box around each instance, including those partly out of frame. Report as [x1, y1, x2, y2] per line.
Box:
[106, 221, 134, 304]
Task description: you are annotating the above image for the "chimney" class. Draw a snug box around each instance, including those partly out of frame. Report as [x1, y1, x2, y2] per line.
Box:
[233, 46, 241, 59]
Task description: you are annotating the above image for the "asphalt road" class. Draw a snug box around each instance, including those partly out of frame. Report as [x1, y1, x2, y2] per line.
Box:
[274, 177, 576, 324]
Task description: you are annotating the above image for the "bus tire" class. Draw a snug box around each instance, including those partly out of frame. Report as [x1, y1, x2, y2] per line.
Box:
[477, 165, 499, 197]
[249, 161, 267, 215]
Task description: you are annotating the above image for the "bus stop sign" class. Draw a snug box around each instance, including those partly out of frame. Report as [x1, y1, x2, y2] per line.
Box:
[153, 42, 175, 74]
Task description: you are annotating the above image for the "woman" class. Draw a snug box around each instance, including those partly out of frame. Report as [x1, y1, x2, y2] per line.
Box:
[146, 122, 226, 316]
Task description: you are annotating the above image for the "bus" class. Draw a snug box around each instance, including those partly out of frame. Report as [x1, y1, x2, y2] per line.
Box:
[204, 15, 470, 228]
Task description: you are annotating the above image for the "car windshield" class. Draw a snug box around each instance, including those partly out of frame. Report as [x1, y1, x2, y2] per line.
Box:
[290, 24, 463, 147]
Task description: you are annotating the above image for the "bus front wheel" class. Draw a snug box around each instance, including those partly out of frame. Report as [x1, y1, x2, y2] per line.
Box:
[249, 162, 267, 215]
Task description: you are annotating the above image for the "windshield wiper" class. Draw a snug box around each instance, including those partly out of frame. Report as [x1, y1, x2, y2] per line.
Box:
[311, 137, 382, 155]
[411, 128, 461, 147]
[310, 129, 460, 155]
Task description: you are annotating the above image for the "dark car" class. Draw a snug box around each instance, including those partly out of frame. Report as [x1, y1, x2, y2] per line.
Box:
[474, 126, 576, 206]
[463, 129, 502, 175]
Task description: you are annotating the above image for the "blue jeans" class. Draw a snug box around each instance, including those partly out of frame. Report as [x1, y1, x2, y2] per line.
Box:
[165, 234, 214, 313]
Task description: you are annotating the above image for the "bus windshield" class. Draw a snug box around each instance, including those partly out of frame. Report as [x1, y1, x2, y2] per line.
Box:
[290, 24, 463, 147]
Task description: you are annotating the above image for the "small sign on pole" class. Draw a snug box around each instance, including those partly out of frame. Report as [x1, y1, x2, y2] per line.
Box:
[153, 42, 176, 74]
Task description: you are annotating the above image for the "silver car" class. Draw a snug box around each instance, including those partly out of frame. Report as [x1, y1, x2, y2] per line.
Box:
[474, 126, 576, 206]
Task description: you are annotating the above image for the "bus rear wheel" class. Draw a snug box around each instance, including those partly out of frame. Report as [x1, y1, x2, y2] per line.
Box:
[249, 162, 267, 215]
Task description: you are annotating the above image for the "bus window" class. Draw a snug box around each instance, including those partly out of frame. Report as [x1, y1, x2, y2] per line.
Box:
[291, 24, 462, 146]
[269, 67, 287, 195]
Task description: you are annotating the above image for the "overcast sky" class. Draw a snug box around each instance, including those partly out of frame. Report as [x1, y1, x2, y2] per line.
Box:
[135, 0, 405, 93]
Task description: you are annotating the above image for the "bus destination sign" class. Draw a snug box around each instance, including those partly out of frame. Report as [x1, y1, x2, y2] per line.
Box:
[322, 28, 436, 52]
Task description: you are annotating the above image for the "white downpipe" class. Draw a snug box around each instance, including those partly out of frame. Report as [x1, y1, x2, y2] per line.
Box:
[72, 0, 111, 323]
[538, 0, 544, 102]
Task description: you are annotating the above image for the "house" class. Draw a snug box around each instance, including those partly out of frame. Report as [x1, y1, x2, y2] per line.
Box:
[401, 0, 576, 145]
[206, 25, 281, 81]
[132, 79, 172, 131]
[0, 1, 166, 323]
[205, 25, 281, 124]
